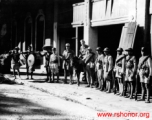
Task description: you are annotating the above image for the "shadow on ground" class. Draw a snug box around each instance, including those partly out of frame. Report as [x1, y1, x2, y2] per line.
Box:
[0, 93, 65, 117]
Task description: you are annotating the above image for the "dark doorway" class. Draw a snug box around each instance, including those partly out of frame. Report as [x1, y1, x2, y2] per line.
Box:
[36, 16, 44, 51]
[78, 27, 84, 54]
[59, 27, 75, 53]
[12, 24, 17, 49]
[98, 24, 124, 60]
[25, 18, 32, 50]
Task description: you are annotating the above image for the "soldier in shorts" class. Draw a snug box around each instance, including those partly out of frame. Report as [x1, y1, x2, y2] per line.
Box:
[83, 47, 95, 88]
[124, 48, 137, 99]
[62, 43, 75, 84]
[137, 47, 152, 103]
[95, 47, 104, 90]
[103, 47, 114, 93]
[113, 48, 125, 95]
[50, 47, 59, 83]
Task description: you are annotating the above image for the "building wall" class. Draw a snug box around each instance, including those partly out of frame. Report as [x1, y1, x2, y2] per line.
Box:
[0, 0, 151, 72]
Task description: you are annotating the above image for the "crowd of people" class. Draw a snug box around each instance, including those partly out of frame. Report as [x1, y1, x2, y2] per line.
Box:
[9, 39, 152, 103]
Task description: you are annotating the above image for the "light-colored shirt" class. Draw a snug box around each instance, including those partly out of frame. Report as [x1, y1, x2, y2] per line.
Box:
[103, 55, 113, 72]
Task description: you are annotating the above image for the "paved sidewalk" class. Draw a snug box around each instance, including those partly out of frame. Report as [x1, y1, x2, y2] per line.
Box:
[3, 74, 152, 119]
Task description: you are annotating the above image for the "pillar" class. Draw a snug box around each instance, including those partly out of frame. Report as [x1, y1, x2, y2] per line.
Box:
[84, 0, 98, 52]
[53, 0, 59, 52]
[137, 0, 150, 48]
[75, 27, 78, 56]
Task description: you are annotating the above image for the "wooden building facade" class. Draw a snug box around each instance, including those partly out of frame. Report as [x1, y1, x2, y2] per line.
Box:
[0, 0, 151, 73]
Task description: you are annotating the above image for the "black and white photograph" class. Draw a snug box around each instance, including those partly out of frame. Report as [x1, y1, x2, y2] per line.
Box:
[0, 0, 152, 120]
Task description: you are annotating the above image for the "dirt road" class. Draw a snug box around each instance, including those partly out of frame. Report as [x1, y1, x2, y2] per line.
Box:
[0, 84, 101, 120]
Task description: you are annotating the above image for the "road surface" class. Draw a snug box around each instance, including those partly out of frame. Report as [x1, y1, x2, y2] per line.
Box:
[0, 83, 101, 120]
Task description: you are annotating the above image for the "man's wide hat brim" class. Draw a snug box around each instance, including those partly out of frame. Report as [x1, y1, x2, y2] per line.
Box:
[14, 47, 20, 50]
[42, 45, 52, 50]
[125, 48, 133, 52]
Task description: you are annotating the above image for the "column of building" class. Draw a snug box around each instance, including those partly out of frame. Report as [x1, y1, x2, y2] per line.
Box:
[84, 0, 98, 52]
[53, 0, 59, 53]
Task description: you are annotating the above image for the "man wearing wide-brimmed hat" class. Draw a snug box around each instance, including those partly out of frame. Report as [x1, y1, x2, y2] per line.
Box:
[124, 48, 137, 99]
[62, 43, 75, 84]
[95, 47, 104, 90]
[137, 47, 152, 103]
[103, 47, 113, 93]
[10, 46, 21, 79]
[39, 42, 52, 82]
[113, 47, 125, 95]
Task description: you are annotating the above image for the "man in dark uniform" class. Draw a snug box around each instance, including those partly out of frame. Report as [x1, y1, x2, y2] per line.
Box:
[10, 47, 21, 79]
[39, 45, 52, 82]
[62, 43, 75, 84]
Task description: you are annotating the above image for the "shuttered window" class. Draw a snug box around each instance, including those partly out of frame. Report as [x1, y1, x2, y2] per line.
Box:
[119, 22, 137, 50]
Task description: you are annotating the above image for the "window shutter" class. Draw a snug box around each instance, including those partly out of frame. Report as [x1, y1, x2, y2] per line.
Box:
[119, 22, 137, 50]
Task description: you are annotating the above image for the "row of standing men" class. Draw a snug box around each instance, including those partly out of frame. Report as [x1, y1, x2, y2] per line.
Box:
[77, 40, 152, 103]
[9, 39, 152, 103]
